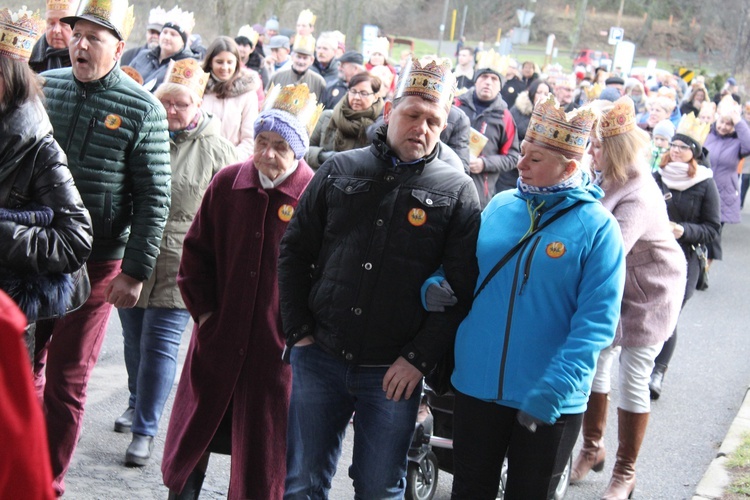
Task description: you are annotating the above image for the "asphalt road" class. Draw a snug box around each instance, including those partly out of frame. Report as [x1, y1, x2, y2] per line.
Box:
[62, 206, 750, 499]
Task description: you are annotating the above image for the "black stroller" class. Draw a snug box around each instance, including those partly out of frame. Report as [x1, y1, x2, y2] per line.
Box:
[405, 386, 572, 500]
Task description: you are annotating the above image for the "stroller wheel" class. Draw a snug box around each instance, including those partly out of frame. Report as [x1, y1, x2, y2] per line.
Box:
[406, 451, 439, 500]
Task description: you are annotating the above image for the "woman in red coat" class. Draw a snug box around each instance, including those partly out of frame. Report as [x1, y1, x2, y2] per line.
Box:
[161, 83, 320, 500]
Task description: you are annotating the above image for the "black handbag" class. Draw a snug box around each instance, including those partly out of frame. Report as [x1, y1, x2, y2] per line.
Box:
[694, 244, 709, 291]
[425, 201, 584, 396]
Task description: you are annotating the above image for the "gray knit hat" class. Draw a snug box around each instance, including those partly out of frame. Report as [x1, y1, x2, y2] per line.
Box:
[652, 120, 675, 140]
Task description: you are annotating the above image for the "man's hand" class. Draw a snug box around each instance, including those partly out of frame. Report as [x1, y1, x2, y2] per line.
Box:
[469, 156, 485, 174]
[383, 356, 423, 401]
[105, 273, 143, 308]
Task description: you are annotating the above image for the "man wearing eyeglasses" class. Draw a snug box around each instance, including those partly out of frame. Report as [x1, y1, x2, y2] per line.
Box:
[34, 0, 170, 495]
[266, 33, 326, 99]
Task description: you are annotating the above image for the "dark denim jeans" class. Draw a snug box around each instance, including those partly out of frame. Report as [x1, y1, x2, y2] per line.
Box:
[118, 307, 191, 436]
[284, 343, 422, 500]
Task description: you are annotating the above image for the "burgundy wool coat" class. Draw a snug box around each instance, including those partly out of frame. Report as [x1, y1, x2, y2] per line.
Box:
[161, 158, 314, 499]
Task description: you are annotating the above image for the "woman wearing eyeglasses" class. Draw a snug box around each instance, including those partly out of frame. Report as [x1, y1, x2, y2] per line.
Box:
[648, 115, 721, 400]
[306, 71, 383, 169]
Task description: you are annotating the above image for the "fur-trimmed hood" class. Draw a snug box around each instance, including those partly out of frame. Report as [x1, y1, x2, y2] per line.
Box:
[513, 90, 533, 116]
[205, 67, 261, 98]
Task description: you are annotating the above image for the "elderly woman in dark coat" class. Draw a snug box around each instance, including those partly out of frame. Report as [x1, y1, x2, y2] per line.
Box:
[161, 83, 318, 500]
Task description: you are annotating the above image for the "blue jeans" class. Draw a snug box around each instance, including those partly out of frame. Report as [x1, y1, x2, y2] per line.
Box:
[118, 307, 191, 436]
[284, 343, 422, 500]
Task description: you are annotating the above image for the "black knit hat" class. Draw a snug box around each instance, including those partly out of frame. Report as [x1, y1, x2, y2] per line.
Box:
[671, 133, 703, 161]
[162, 22, 187, 47]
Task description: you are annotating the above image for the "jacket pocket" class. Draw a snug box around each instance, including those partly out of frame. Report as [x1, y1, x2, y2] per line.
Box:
[332, 177, 372, 195]
[410, 189, 452, 208]
[78, 116, 98, 162]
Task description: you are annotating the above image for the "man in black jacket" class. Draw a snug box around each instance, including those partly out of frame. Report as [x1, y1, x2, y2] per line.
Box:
[279, 58, 480, 499]
[28, 0, 75, 73]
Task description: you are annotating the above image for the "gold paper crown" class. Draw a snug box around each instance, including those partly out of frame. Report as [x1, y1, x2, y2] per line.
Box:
[676, 112, 711, 147]
[0, 5, 46, 61]
[717, 94, 740, 118]
[263, 83, 324, 136]
[583, 82, 602, 101]
[0, 6, 44, 61]
[371, 36, 389, 57]
[297, 8, 315, 26]
[47, 0, 77, 12]
[394, 57, 457, 108]
[237, 24, 259, 46]
[525, 95, 597, 160]
[147, 6, 166, 27]
[164, 58, 209, 99]
[598, 96, 637, 138]
[71, 0, 135, 41]
[475, 49, 509, 77]
[292, 34, 315, 55]
[163, 6, 194, 34]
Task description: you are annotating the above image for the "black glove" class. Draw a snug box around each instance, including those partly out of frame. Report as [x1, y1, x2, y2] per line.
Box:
[425, 279, 458, 312]
[318, 150, 336, 164]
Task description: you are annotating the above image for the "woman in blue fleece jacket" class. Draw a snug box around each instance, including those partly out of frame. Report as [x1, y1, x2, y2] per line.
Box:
[424, 97, 625, 499]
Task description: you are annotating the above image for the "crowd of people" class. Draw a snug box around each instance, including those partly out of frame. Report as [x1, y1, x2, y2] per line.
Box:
[1, 0, 749, 499]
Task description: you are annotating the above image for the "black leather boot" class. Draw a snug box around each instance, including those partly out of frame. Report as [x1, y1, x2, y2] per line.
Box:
[167, 468, 206, 499]
[649, 364, 667, 400]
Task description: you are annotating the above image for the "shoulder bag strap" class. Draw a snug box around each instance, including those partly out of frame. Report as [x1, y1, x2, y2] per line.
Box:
[474, 200, 584, 299]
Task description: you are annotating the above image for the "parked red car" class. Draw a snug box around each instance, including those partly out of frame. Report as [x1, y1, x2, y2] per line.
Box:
[573, 49, 612, 72]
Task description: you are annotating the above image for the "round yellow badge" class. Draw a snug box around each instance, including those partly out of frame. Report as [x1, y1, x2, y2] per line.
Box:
[408, 208, 427, 227]
[546, 241, 566, 258]
[104, 114, 122, 130]
[278, 204, 294, 222]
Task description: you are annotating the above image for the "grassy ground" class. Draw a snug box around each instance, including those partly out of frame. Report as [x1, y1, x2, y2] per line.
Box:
[725, 432, 750, 498]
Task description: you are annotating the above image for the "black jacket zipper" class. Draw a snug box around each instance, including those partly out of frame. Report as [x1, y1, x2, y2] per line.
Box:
[78, 116, 97, 161]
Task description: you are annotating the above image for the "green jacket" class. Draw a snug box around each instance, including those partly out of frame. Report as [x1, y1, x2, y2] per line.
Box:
[42, 66, 171, 281]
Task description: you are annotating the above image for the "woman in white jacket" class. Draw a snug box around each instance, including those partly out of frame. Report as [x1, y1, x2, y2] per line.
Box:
[201, 36, 261, 161]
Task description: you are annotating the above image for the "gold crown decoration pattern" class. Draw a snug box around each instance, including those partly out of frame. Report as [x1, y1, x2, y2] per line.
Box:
[237, 24, 259, 46]
[525, 95, 597, 160]
[598, 96, 636, 138]
[147, 6, 166, 27]
[263, 83, 324, 136]
[297, 8, 315, 26]
[394, 57, 457, 109]
[164, 58, 209, 99]
[0, 6, 45, 61]
[583, 82, 603, 102]
[475, 49, 509, 76]
[292, 34, 315, 54]
[73, 0, 135, 41]
[163, 5, 194, 34]
[676, 112, 711, 147]
[47, 0, 77, 12]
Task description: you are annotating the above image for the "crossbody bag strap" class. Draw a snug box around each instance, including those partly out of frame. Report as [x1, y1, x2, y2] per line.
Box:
[473, 200, 585, 299]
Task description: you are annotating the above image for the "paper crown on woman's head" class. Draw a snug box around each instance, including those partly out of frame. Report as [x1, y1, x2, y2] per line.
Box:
[164, 58, 209, 99]
[255, 83, 324, 159]
[394, 57, 456, 109]
[675, 112, 711, 148]
[162, 5, 194, 35]
[236, 24, 259, 46]
[62, 0, 135, 41]
[297, 8, 315, 26]
[525, 95, 597, 160]
[598, 96, 636, 138]
[0, 6, 44, 61]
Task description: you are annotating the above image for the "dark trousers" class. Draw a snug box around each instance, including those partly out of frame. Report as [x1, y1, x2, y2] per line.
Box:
[451, 391, 582, 500]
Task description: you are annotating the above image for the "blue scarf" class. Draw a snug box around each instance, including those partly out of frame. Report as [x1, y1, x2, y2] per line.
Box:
[517, 168, 584, 195]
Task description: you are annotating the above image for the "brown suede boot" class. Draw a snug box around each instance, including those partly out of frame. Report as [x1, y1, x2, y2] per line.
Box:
[570, 392, 609, 483]
[601, 409, 650, 500]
